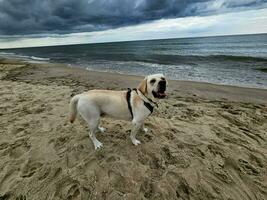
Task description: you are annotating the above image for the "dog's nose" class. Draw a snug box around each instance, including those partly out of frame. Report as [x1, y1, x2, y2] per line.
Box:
[159, 80, 166, 91]
[159, 80, 166, 86]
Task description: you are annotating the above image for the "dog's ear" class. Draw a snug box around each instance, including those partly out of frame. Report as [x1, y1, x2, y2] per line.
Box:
[138, 78, 147, 95]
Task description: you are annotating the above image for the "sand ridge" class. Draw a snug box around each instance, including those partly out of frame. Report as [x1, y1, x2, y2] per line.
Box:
[0, 59, 266, 200]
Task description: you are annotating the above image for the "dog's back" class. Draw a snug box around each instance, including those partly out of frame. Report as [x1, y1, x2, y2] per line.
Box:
[70, 90, 131, 122]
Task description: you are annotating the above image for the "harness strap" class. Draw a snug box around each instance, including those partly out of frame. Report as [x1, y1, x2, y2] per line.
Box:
[126, 88, 134, 119]
[133, 88, 154, 115]
[127, 88, 156, 119]
[144, 100, 154, 114]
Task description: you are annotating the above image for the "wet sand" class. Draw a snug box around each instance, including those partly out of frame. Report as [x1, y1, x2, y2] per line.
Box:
[0, 58, 266, 200]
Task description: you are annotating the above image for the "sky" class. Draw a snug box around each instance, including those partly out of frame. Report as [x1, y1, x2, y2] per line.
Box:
[0, 0, 267, 49]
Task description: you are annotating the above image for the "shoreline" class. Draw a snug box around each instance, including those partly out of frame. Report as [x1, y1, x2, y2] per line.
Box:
[1, 54, 267, 90]
[1, 57, 267, 104]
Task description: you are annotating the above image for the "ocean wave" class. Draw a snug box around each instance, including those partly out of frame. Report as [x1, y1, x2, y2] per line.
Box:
[0, 52, 30, 59]
[131, 54, 267, 65]
[30, 56, 50, 61]
[0, 52, 50, 62]
[205, 55, 267, 62]
[0, 52, 16, 56]
[88, 53, 267, 66]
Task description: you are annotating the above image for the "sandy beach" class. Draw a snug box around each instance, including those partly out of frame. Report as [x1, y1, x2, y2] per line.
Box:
[0, 58, 266, 200]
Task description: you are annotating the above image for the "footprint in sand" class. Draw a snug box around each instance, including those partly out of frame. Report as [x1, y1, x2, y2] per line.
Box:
[174, 177, 190, 200]
[55, 178, 81, 200]
[49, 136, 70, 156]
[15, 195, 27, 200]
[0, 168, 20, 193]
[166, 171, 180, 184]
[82, 158, 98, 176]
[166, 171, 191, 199]
[0, 142, 9, 151]
[149, 155, 165, 170]
[37, 166, 51, 181]
[249, 153, 264, 168]
[106, 155, 120, 163]
[9, 138, 31, 159]
[238, 159, 260, 175]
[161, 146, 178, 166]
[108, 170, 127, 190]
[20, 161, 43, 178]
[0, 139, 30, 159]
[140, 179, 154, 199]
[67, 184, 80, 200]
[10, 122, 30, 138]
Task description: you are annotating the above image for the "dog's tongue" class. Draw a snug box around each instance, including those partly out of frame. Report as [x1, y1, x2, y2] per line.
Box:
[159, 92, 166, 97]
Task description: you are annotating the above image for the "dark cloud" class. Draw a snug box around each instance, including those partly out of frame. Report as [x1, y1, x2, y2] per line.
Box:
[0, 0, 266, 35]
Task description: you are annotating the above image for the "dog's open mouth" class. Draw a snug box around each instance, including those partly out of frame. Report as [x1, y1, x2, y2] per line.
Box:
[152, 90, 166, 99]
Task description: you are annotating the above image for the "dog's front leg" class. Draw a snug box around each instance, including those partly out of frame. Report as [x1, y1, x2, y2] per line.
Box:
[130, 120, 142, 146]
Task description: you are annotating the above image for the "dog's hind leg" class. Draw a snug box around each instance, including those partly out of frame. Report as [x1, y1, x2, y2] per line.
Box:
[78, 101, 103, 150]
[88, 119, 103, 150]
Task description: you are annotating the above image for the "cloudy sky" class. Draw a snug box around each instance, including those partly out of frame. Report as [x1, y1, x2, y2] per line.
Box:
[0, 0, 267, 48]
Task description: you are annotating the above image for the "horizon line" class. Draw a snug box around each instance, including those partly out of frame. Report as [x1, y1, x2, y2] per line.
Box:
[1, 32, 267, 50]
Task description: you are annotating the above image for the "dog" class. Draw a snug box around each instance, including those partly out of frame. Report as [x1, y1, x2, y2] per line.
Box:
[69, 74, 167, 149]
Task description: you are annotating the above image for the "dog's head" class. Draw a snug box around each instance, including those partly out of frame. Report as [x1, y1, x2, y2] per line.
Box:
[138, 74, 167, 99]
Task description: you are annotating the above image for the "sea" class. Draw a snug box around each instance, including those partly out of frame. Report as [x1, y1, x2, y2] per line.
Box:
[1, 33, 267, 89]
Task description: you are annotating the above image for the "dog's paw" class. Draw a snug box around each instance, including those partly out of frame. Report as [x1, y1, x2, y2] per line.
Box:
[98, 127, 106, 133]
[131, 139, 141, 146]
[94, 141, 103, 150]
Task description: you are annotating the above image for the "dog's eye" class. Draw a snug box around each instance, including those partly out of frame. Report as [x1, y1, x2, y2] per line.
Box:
[150, 79, 156, 84]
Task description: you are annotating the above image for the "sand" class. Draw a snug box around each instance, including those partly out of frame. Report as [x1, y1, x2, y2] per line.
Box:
[0, 58, 266, 200]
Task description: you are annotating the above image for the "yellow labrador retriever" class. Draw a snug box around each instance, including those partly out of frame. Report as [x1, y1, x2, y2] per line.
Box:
[69, 74, 167, 149]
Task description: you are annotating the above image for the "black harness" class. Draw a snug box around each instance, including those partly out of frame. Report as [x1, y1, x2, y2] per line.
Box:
[126, 88, 155, 119]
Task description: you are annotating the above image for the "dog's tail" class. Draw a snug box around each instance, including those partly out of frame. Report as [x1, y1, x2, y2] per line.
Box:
[69, 94, 80, 123]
